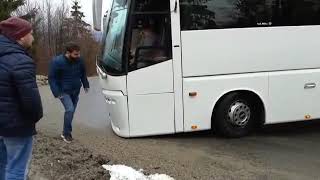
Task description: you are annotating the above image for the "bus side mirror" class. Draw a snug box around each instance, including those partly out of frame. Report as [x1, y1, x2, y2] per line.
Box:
[96, 56, 108, 79]
[93, 0, 103, 31]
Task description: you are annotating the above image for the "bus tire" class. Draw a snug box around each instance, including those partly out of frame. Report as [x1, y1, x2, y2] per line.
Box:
[214, 92, 257, 138]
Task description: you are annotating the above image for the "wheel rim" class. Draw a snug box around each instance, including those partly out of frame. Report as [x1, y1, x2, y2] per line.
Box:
[227, 101, 251, 127]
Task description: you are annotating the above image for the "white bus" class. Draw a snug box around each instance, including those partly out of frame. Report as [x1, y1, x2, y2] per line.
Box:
[93, 0, 320, 138]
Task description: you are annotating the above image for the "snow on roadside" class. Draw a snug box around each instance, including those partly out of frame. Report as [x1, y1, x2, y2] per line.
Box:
[102, 164, 174, 180]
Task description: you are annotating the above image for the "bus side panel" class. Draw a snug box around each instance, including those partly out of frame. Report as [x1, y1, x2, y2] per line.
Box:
[268, 69, 320, 124]
[183, 73, 268, 132]
[127, 61, 175, 137]
[181, 26, 320, 77]
[128, 93, 175, 137]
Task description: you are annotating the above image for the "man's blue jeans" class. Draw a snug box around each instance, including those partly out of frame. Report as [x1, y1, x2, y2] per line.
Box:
[59, 93, 79, 136]
[0, 136, 33, 180]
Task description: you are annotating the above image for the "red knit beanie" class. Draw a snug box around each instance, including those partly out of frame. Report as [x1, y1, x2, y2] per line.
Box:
[0, 17, 32, 41]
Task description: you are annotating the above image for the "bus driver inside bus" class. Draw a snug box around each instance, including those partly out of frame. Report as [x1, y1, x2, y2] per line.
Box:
[129, 19, 166, 68]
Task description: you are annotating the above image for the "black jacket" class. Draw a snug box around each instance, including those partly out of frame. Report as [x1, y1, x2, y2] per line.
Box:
[0, 35, 43, 137]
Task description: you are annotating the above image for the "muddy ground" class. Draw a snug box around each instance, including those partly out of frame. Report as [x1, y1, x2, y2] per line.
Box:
[28, 133, 110, 180]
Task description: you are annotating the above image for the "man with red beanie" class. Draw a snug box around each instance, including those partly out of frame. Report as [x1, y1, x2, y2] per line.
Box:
[0, 17, 43, 180]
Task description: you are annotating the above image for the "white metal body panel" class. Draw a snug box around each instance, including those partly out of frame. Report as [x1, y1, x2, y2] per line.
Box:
[183, 73, 268, 132]
[127, 61, 175, 136]
[102, 89, 130, 137]
[127, 61, 173, 94]
[128, 93, 175, 137]
[181, 26, 320, 77]
[268, 69, 320, 124]
[97, 67, 127, 95]
[170, 0, 184, 133]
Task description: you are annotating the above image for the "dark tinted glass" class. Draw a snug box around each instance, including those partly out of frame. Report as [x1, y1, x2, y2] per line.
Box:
[180, 0, 320, 30]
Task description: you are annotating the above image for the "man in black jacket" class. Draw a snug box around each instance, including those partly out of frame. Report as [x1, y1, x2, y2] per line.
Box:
[0, 17, 43, 180]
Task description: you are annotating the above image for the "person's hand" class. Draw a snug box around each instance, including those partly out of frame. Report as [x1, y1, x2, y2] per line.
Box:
[84, 88, 89, 93]
[57, 94, 65, 99]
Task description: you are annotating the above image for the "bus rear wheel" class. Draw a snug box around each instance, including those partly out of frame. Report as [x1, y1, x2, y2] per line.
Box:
[214, 92, 257, 138]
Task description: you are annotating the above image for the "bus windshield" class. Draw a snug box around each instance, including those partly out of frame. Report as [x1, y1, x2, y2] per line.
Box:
[100, 0, 129, 75]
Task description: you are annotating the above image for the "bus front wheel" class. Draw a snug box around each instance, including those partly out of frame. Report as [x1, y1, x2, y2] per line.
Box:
[213, 92, 257, 138]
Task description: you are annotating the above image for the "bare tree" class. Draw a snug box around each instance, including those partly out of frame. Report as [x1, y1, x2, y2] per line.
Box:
[55, 0, 69, 53]
[45, 0, 54, 55]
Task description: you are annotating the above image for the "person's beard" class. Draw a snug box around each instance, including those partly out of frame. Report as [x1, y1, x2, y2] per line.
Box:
[67, 56, 78, 62]
[69, 57, 77, 61]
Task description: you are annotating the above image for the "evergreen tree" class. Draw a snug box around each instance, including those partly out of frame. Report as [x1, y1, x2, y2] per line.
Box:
[70, 0, 90, 37]
[0, 0, 25, 21]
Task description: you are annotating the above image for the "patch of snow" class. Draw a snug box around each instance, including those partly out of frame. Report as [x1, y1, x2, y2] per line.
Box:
[102, 164, 174, 180]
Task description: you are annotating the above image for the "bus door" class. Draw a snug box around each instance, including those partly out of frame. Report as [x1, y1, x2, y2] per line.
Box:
[126, 0, 175, 136]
